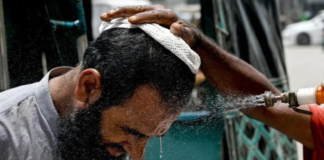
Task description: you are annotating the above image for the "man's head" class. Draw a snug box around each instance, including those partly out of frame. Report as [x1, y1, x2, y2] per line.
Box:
[58, 28, 195, 160]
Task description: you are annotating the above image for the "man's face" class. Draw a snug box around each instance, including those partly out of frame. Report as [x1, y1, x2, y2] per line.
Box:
[58, 85, 180, 160]
[100, 85, 180, 159]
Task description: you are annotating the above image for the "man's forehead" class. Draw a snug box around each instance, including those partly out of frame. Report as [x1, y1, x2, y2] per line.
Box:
[118, 101, 179, 137]
[104, 84, 182, 137]
[137, 112, 179, 137]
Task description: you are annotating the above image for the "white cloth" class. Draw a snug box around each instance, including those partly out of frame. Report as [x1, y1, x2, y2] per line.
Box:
[99, 18, 201, 74]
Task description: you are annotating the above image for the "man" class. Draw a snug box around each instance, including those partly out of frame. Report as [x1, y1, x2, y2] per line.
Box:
[0, 20, 195, 159]
[0, 5, 317, 160]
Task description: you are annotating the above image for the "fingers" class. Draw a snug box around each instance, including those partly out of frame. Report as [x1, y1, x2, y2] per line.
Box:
[170, 23, 183, 37]
[128, 9, 178, 26]
[171, 22, 196, 47]
[100, 5, 165, 21]
[100, 13, 112, 22]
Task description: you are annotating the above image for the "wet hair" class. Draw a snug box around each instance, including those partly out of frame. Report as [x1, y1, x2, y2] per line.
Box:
[81, 28, 195, 110]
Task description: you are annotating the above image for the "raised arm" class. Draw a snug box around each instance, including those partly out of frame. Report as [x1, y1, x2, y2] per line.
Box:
[101, 5, 314, 149]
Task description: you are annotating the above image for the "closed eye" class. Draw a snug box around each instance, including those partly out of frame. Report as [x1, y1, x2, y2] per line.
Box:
[121, 126, 149, 139]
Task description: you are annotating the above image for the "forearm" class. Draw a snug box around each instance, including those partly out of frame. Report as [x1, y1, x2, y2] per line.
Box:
[262, 105, 313, 149]
[195, 35, 314, 149]
[195, 35, 279, 96]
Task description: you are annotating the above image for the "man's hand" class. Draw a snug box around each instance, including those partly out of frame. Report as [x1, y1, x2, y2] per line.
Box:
[100, 5, 201, 48]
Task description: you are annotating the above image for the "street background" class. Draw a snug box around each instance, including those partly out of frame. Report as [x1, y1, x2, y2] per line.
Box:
[285, 45, 324, 91]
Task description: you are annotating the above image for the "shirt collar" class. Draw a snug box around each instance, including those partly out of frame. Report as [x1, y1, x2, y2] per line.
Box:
[34, 67, 74, 138]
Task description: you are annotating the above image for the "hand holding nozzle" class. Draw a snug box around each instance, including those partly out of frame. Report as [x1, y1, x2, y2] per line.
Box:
[260, 82, 324, 115]
[262, 91, 313, 115]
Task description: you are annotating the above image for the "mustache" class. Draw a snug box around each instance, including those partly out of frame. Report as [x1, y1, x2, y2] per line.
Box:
[103, 143, 126, 153]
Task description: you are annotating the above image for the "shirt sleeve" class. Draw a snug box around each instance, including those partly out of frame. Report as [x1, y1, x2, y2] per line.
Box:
[309, 104, 324, 159]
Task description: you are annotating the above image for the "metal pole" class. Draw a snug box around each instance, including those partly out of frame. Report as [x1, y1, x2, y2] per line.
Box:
[0, 0, 9, 91]
[212, 0, 223, 47]
[76, 0, 88, 62]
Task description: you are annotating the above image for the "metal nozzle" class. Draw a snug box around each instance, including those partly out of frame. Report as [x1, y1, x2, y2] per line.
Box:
[263, 91, 294, 107]
[264, 91, 280, 107]
[263, 91, 299, 107]
[263, 91, 313, 115]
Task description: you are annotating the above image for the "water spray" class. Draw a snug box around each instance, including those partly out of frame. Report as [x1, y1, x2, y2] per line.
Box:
[261, 83, 324, 115]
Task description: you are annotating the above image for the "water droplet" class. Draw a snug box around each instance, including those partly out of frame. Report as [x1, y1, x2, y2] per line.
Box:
[160, 136, 163, 159]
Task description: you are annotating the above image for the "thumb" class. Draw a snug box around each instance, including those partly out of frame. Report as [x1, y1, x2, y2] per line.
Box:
[170, 23, 194, 47]
[170, 23, 182, 37]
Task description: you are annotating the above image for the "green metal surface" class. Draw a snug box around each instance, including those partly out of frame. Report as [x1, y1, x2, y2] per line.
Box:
[225, 111, 296, 160]
[200, 0, 295, 159]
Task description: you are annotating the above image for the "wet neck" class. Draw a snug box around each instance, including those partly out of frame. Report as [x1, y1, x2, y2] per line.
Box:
[49, 67, 80, 120]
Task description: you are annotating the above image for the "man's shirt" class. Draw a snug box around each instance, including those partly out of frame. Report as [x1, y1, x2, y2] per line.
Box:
[0, 67, 72, 160]
[303, 104, 324, 160]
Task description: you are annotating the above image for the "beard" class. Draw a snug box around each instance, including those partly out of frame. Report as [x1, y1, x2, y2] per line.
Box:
[57, 104, 126, 160]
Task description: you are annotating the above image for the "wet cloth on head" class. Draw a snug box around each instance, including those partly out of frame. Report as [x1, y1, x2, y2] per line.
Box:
[99, 18, 201, 74]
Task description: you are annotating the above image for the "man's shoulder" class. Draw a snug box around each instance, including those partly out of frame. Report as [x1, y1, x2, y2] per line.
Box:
[0, 83, 37, 114]
[0, 82, 58, 160]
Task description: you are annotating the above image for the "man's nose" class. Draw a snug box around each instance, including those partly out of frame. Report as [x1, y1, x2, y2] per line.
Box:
[124, 138, 149, 160]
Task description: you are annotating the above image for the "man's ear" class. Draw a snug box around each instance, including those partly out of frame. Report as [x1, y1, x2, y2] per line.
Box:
[74, 69, 102, 108]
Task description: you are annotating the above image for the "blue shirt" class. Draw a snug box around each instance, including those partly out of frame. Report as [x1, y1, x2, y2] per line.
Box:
[0, 67, 72, 160]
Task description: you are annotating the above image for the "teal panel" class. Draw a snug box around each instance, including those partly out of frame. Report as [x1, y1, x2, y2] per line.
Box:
[145, 111, 224, 160]
[176, 111, 211, 122]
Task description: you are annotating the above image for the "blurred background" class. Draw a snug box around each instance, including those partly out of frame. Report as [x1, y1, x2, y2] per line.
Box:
[1, 0, 324, 159]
